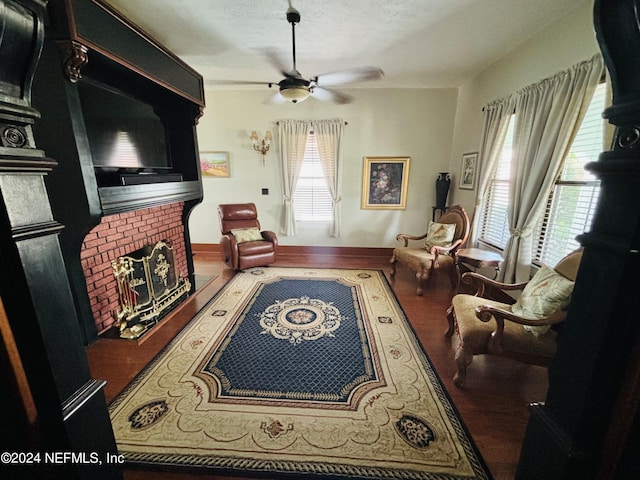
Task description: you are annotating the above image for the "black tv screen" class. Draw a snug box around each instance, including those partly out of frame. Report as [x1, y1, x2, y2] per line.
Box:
[77, 79, 171, 171]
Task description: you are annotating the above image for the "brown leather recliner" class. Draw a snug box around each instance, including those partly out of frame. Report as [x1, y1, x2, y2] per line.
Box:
[218, 203, 278, 270]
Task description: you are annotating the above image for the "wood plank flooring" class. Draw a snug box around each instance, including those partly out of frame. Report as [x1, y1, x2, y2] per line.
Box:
[85, 250, 548, 480]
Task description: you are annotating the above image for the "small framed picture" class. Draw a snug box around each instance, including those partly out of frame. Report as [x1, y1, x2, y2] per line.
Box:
[459, 152, 479, 190]
[200, 151, 230, 177]
[361, 156, 410, 209]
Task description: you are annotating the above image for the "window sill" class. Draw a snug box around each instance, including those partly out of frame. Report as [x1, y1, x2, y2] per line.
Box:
[296, 220, 332, 228]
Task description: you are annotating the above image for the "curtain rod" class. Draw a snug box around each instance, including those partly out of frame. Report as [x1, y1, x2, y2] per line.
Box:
[275, 121, 348, 125]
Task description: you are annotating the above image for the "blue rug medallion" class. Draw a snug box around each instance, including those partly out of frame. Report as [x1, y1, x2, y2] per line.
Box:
[200, 277, 385, 406]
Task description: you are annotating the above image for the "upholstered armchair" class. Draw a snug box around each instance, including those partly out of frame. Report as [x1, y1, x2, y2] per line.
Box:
[218, 203, 278, 270]
[445, 249, 583, 388]
[390, 205, 470, 295]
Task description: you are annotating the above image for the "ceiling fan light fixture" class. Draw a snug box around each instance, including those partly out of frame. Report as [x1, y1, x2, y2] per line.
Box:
[280, 86, 310, 103]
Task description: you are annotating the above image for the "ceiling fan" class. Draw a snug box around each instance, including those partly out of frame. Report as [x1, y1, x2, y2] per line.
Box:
[226, 5, 384, 104]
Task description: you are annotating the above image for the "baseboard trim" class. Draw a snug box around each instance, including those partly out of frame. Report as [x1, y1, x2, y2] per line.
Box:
[191, 243, 392, 258]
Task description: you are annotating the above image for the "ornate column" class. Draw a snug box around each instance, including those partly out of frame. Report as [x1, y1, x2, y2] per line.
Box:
[0, 1, 121, 478]
[516, 0, 640, 478]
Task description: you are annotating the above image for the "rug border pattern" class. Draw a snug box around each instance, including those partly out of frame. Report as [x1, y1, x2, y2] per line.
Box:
[109, 267, 493, 480]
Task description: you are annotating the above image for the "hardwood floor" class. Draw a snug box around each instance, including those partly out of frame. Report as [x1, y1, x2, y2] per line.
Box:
[85, 249, 548, 480]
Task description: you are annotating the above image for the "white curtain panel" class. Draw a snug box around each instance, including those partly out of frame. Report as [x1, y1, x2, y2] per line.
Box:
[502, 54, 604, 282]
[471, 95, 516, 245]
[276, 119, 312, 236]
[314, 119, 345, 237]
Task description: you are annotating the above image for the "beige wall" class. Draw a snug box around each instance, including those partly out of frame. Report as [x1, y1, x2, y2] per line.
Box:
[190, 88, 458, 246]
[447, 0, 599, 216]
[189, 0, 599, 248]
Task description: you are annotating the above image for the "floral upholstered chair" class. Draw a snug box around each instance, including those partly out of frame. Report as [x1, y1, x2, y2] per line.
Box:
[445, 249, 583, 388]
[390, 205, 470, 295]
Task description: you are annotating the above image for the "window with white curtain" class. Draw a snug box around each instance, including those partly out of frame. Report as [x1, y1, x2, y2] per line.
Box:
[293, 132, 333, 222]
[478, 82, 606, 262]
[478, 114, 516, 249]
[533, 82, 606, 266]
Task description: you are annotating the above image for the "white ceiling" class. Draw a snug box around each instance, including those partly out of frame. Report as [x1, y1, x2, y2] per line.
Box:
[103, 0, 588, 89]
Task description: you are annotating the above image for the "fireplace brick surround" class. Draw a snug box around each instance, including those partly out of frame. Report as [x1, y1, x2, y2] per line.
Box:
[81, 202, 188, 334]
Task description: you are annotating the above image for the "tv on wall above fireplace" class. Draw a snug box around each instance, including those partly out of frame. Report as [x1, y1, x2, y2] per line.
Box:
[77, 78, 172, 173]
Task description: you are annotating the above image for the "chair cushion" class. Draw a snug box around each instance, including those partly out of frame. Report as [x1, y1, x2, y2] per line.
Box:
[452, 294, 558, 358]
[424, 221, 456, 250]
[511, 265, 575, 336]
[238, 240, 274, 256]
[231, 227, 263, 243]
[218, 203, 261, 234]
[393, 247, 436, 271]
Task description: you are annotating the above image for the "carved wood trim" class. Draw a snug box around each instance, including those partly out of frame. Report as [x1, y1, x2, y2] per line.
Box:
[59, 40, 89, 83]
[0, 153, 56, 172]
[61, 378, 107, 421]
[61, 0, 204, 106]
[11, 221, 66, 241]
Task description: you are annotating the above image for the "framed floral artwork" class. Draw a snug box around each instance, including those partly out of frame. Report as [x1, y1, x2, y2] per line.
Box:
[200, 151, 230, 177]
[361, 156, 410, 209]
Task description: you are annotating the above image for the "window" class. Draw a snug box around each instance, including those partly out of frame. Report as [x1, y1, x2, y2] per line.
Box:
[478, 114, 516, 249]
[478, 82, 606, 264]
[293, 132, 333, 222]
[534, 82, 606, 266]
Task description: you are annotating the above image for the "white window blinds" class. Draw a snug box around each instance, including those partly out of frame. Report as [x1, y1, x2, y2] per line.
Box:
[293, 132, 333, 222]
[478, 82, 606, 264]
[533, 82, 606, 266]
[478, 114, 516, 249]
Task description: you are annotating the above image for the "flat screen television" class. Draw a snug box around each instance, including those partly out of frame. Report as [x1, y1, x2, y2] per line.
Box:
[77, 79, 172, 173]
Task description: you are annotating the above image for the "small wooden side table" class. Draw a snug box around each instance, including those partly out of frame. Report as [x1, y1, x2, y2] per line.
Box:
[454, 248, 503, 290]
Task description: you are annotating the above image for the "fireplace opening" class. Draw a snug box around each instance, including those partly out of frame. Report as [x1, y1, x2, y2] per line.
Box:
[112, 241, 191, 339]
[81, 203, 190, 339]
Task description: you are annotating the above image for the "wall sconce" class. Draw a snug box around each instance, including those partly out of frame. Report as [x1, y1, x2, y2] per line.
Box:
[250, 130, 272, 165]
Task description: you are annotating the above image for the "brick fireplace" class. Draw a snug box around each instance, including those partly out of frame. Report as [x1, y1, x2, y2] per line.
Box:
[80, 202, 189, 335]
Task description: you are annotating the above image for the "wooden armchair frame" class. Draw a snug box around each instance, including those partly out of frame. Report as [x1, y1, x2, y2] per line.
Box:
[390, 205, 470, 295]
[445, 250, 582, 388]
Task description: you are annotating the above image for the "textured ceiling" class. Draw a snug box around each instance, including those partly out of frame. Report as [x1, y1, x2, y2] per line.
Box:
[102, 0, 588, 89]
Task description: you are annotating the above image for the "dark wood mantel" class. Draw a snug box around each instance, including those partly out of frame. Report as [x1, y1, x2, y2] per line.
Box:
[31, 0, 205, 344]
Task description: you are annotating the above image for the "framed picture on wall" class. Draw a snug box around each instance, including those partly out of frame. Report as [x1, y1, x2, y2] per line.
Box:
[361, 156, 411, 209]
[459, 152, 479, 190]
[200, 151, 230, 177]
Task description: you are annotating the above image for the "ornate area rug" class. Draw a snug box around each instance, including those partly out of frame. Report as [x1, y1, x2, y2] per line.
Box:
[109, 267, 491, 479]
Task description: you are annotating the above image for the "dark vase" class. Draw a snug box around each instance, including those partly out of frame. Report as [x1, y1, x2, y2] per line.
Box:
[435, 172, 451, 210]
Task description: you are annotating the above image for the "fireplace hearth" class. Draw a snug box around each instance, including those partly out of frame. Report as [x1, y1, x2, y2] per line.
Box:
[112, 241, 191, 339]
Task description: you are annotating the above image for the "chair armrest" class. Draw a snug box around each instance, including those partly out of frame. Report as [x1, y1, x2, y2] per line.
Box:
[461, 271, 528, 297]
[220, 233, 238, 247]
[396, 232, 428, 247]
[219, 234, 239, 269]
[474, 305, 568, 353]
[261, 230, 278, 246]
[430, 238, 463, 254]
[426, 239, 463, 266]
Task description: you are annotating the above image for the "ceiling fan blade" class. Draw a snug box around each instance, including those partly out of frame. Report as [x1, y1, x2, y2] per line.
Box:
[311, 87, 353, 105]
[259, 48, 291, 78]
[314, 67, 384, 87]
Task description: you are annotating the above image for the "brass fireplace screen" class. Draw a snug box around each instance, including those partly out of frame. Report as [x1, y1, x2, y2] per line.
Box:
[112, 241, 191, 339]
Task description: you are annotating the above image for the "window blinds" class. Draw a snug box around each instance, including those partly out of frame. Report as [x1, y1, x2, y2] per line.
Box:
[293, 132, 334, 222]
